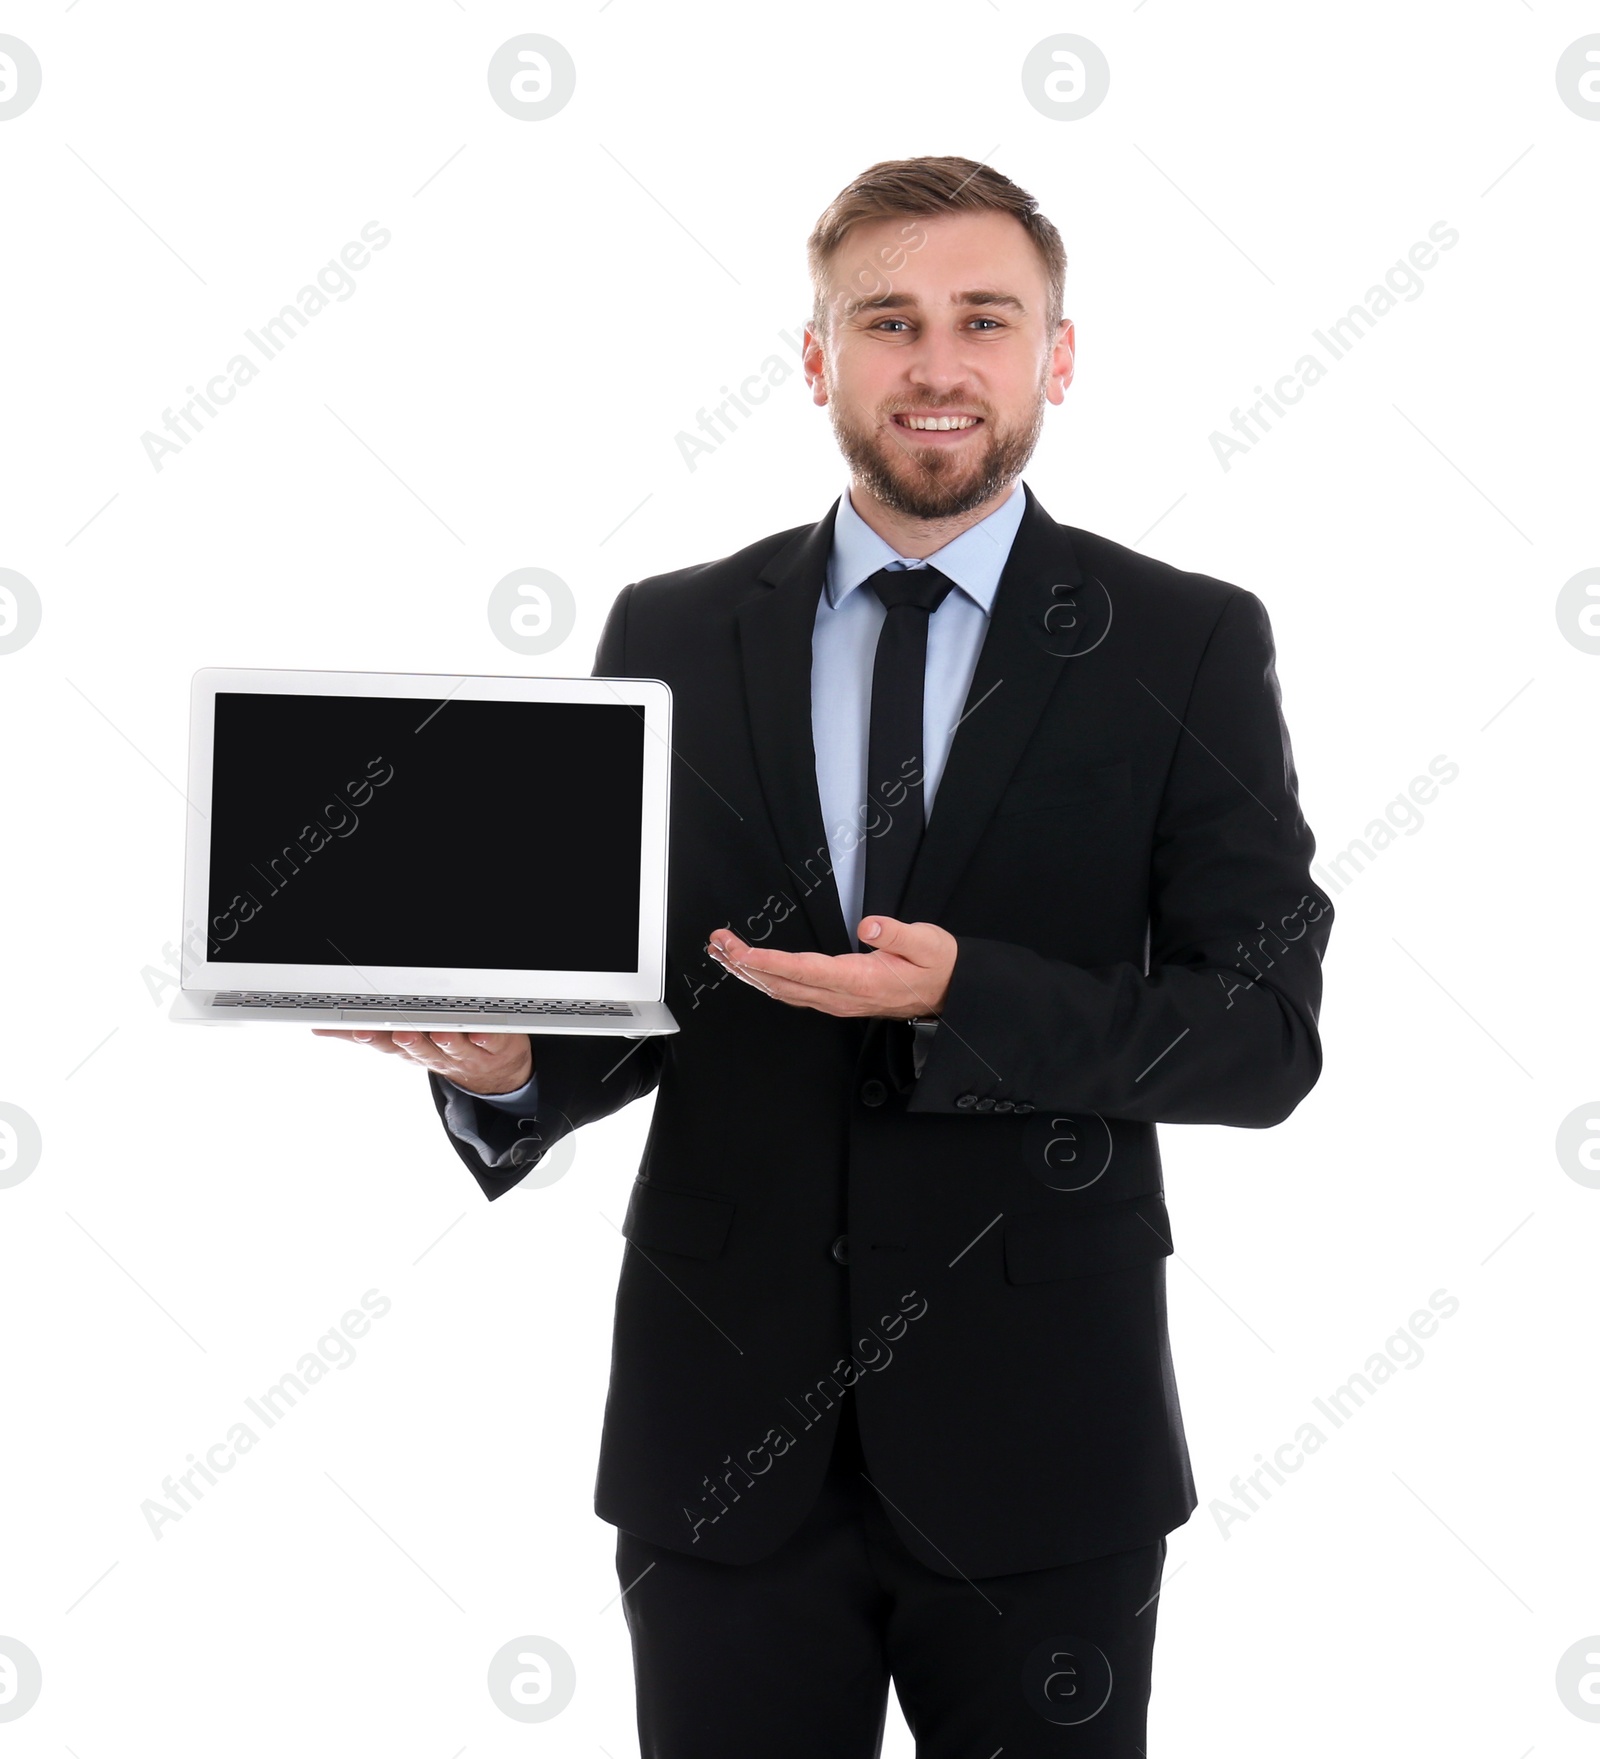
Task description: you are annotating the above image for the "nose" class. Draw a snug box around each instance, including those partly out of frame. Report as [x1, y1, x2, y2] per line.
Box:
[902, 323, 975, 395]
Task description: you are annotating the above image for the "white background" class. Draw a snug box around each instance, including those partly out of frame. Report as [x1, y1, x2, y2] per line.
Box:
[2, 1, 1598, 1752]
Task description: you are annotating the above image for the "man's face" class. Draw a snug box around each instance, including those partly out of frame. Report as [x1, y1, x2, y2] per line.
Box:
[806, 210, 1074, 521]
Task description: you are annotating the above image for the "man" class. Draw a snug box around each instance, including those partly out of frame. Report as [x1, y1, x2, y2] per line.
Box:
[320, 156, 1332, 1756]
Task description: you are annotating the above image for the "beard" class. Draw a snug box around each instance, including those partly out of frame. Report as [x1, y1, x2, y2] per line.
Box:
[827, 369, 1049, 522]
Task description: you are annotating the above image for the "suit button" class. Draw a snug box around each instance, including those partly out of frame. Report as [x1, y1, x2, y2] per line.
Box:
[831, 1235, 849, 1264]
[994, 1099, 1014, 1113]
[860, 1078, 887, 1107]
[955, 1093, 978, 1110]
[975, 1097, 996, 1112]
[1013, 1102, 1035, 1115]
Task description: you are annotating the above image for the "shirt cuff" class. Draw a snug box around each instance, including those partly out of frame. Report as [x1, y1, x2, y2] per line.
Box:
[446, 1073, 541, 1116]
[910, 1019, 939, 1079]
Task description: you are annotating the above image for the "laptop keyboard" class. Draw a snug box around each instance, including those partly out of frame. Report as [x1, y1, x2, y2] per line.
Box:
[213, 992, 634, 1016]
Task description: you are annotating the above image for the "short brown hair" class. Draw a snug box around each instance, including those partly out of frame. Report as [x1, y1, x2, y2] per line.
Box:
[806, 155, 1067, 340]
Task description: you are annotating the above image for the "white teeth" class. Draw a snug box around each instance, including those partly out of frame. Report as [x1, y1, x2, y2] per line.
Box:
[901, 415, 978, 431]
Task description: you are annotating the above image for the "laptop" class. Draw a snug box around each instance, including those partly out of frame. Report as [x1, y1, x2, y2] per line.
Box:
[170, 667, 678, 1036]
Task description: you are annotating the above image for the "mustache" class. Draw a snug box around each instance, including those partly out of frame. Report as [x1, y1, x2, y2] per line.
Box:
[884, 404, 989, 418]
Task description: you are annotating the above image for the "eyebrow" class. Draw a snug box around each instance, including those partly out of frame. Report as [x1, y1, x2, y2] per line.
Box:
[839, 288, 1027, 322]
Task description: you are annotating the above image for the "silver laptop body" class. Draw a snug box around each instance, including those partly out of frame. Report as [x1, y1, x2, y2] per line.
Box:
[171, 667, 678, 1038]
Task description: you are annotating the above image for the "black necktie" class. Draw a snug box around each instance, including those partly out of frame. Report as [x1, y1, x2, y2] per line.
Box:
[858, 563, 958, 949]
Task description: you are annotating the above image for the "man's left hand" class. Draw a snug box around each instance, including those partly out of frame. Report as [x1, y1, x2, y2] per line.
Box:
[706, 916, 956, 1019]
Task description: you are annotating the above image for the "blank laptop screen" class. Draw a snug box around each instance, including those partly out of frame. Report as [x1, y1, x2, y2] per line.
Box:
[206, 692, 645, 973]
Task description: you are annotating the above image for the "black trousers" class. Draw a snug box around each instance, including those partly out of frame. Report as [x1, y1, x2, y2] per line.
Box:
[615, 1392, 1167, 1757]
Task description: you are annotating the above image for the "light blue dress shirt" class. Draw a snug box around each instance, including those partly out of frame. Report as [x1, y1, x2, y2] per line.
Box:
[462, 480, 1028, 1119]
[812, 478, 1025, 939]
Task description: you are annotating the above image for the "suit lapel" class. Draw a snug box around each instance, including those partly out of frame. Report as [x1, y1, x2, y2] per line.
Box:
[734, 482, 1086, 955]
[736, 498, 853, 956]
[899, 484, 1085, 929]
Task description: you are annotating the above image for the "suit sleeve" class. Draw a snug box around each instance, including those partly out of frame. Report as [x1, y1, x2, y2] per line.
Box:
[431, 580, 669, 1199]
[907, 588, 1332, 1128]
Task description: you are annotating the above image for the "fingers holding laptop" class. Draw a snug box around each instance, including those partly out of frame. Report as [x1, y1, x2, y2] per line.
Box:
[312, 1028, 534, 1096]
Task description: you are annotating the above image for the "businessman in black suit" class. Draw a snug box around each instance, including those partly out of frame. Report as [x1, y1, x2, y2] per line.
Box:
[320, 156, 1331, 1756]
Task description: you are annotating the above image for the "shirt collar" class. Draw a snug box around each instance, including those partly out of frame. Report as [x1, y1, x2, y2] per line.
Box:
[825, 479, 1027, 615]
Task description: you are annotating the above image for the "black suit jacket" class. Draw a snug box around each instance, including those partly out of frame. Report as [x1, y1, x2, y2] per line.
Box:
[432, 482, 1332, 1577]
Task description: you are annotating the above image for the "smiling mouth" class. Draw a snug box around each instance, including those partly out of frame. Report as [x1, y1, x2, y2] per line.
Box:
[892, 413, 983, 433]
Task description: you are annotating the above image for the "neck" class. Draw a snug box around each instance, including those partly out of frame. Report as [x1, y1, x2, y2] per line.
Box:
[846, 478, 1017, 559]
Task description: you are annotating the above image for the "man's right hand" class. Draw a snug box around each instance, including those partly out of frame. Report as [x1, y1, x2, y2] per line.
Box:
[312, 1028, 534, 1096]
